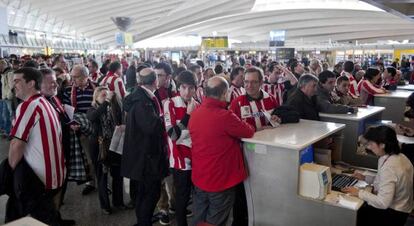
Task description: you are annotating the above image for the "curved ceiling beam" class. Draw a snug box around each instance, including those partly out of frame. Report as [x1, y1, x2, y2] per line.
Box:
[134, 0, 254, 41]
[75, 2, 180, 34]
[223, 17, 410, 38]
[153, 9, 402, 38]
[297, 30, 414, 42]
[56, 0, 181, 25]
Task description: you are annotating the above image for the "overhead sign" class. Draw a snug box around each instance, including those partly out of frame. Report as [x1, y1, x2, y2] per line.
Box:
[124, 33, 133, 45]
[201, 36, 229, 48]
[115, 32, 124, 45]
[115, 32, 134, 46]
[269, 30, 286, 47]
[44, 47, 53, 56]
[275, 48, 295, 61]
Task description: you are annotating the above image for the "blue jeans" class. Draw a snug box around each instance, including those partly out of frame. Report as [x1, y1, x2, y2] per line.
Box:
[1, 100, 12, 134]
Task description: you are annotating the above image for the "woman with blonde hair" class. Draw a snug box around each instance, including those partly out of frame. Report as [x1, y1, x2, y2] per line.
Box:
[87, 86, 125, 214]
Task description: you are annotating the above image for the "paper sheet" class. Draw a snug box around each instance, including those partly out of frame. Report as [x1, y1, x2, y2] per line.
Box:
[64, 104, 75, 121]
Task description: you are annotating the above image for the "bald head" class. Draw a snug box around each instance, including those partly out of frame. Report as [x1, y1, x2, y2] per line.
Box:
[139, 68, 157, 86]
[140, 68, 154, 77]
[205, 76, 228, 100]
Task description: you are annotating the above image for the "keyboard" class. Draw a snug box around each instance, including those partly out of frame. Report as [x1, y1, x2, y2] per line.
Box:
[332, 174, 358, 191]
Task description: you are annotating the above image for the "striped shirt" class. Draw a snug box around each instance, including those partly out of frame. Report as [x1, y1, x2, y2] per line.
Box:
[90, 71, 103, 83]
[62, 82, 94, 113]
[195, 86, 204, 103]
[229, 90, 279, 130]
[358, 79, 385, 105]
[225, 84, 245, 103]
[100, 72, 127, 106]
[155, 80, 178, 107]
[341, 71, 359, 96]
[10, 94, 65, 189]
[262, 82, 285, 106]
[164, 96, 199, 170]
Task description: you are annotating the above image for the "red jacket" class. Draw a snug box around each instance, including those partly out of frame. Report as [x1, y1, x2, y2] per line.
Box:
[189, 97, 255, 192]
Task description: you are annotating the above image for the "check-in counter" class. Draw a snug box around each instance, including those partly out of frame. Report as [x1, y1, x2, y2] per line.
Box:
[397, 84, 414, 92]
[242, 119, 363, 226]
[397, 134, 414, 144]
[319, 106, 385, 169]
[374, 90, 411, 125]
[4, 217, 47, 226]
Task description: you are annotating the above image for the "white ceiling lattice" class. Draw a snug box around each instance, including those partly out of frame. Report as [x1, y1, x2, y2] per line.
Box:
[1, 0, 414, 47]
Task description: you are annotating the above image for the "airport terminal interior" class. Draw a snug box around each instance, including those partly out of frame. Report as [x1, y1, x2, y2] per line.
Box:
[4, 0, 414, 226]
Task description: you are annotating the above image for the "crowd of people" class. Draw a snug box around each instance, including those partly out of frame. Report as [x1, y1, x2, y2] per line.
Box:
[0, 53, 414, 226]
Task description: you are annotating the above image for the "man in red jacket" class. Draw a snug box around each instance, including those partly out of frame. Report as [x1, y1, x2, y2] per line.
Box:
[189, 76, 255, 226]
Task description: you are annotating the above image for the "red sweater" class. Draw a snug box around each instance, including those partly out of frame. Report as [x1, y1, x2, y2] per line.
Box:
[189, 97, 255, 192]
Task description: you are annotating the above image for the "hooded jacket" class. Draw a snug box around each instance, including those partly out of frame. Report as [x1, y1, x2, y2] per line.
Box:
[1, 67, 14, 100]
[121, 86, 168, 181]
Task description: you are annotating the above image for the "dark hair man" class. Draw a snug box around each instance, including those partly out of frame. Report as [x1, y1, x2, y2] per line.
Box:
[341, 61, 359, 96]
[154, 62, 177, 106]
[263, 62, 298, 105]
[154, 62, 177, 223]
[382, 66, 398, 90]
[316, 71, 357, 114]
[331, 75, 363, 106]
[230, 66, 281, 130]
[100, 61, 126, 107]
[7, 67, 64, 225]
[225, 66, 245, 103]
[87, 59, 102, 83]
[163, 70, 199, 226]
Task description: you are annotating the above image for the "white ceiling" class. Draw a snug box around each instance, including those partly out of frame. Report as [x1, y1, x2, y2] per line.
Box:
[2, 0, 414, 47]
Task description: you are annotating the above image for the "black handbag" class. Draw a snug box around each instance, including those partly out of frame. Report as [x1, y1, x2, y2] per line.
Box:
[98, 136, 110, 165]
[0, 158, 12, 196]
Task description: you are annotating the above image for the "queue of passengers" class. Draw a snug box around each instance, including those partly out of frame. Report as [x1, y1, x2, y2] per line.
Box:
[0, 54, 413, 226]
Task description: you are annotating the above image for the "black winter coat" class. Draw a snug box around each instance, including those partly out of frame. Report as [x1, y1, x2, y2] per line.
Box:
[285, 88, 320, 121]
[121, 86, 168, 181]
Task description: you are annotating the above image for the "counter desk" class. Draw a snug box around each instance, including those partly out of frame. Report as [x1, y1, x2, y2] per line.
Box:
[319, 106, 385, 169]
[374, 90, 411, 125]
[242, 119, 363, 226]
[397, 84, 414, 92]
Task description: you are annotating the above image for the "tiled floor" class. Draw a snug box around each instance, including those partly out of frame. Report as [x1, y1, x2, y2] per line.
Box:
[1, 138, 414, 226]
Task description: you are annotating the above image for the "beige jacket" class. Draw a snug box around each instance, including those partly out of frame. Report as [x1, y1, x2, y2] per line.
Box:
[1, 69, 14, 100]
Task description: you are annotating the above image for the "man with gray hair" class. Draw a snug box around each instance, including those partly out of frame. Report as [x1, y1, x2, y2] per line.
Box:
[62, 65, 95, 113]
[189, 76, 255, 226]
[62, 64, 97, 195]
[286, 74, 320, 120]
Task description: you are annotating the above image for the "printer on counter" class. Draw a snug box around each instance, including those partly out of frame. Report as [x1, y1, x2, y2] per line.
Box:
[299, 163, 332, 200]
